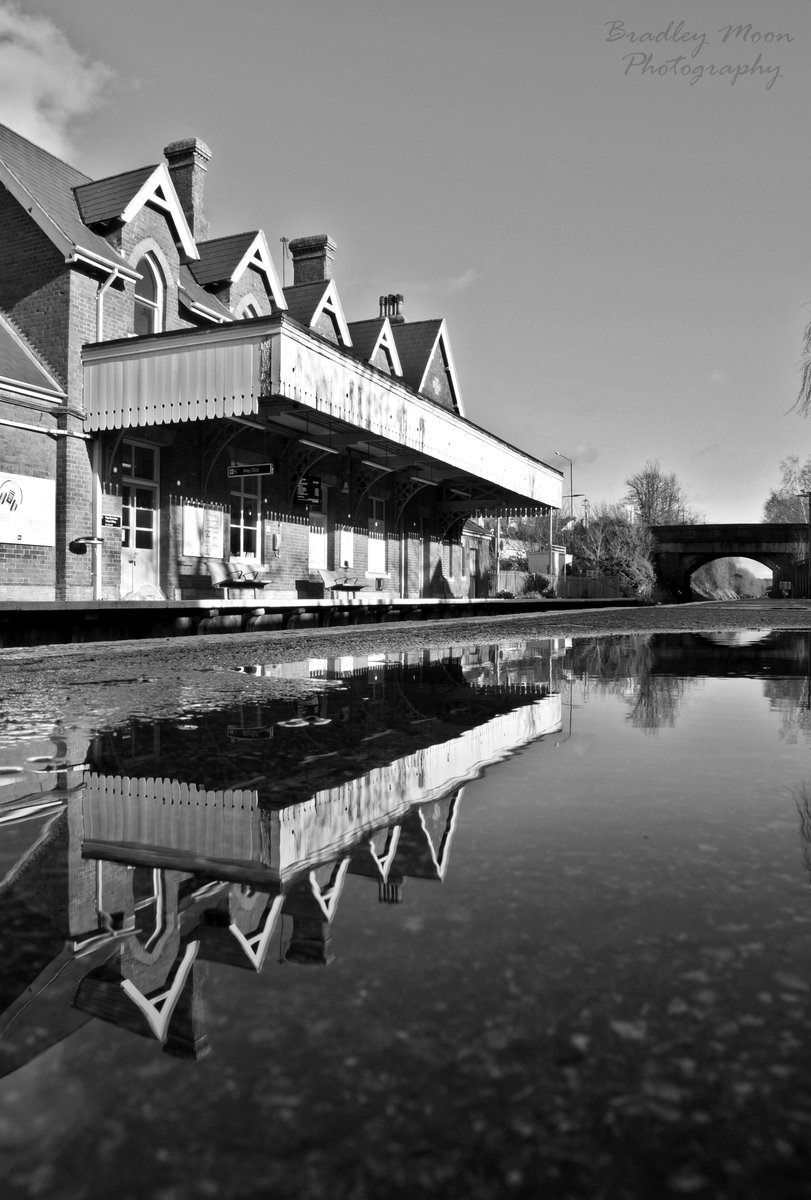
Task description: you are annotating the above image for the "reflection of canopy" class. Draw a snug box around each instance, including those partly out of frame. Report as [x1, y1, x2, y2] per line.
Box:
[82, 696, 561, 883]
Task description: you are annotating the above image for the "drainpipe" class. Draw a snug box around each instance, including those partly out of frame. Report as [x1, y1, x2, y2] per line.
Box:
[90, 267, 121, 600]
[91, 438, 103, 600]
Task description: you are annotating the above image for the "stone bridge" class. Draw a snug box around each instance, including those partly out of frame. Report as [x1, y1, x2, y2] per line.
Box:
[650, 523, 810, 600]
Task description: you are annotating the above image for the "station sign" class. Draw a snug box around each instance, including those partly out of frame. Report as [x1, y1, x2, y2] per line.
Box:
[227, 725, 274, 741]
[228, 463, 275, 478]
[295, 474, 322, 505]
[101, 514, 122, 528]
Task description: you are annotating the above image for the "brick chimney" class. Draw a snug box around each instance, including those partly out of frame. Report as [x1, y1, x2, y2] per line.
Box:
[163, 137, 212, 243]
[287, 234, 336, 286]
[378, 293, 405, 323]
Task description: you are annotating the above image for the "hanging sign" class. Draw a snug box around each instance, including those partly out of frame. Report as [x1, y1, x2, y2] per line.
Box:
[295, 474, 322, 505]
[228, 463, 275, 478]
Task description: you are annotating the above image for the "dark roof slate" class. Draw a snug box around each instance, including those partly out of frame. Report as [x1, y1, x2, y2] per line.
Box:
[0, 123, 128, 268]
[191, 233, 258, 286]
[282, 282, 330, 326]
[346, 318, 387, 362]
[389, 320, 443, 391]
[73, 166, 157, 226]
[0, 310, 63, 394]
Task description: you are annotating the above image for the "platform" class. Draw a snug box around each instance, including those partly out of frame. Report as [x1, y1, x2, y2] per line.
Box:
[0, 594, 639, 648]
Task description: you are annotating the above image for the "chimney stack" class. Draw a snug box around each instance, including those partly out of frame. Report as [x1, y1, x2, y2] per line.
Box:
[378, 293, 405, 323]
[287, 235, 336, 286]
[163, 137, 212, 243]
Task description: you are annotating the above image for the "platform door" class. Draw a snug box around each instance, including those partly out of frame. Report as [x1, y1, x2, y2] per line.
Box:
[119, 441, 160, 595]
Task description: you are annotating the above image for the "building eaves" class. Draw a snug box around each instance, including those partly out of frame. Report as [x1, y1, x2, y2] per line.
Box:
[0, 122, 130, 272]
[178, 266, 233, 323]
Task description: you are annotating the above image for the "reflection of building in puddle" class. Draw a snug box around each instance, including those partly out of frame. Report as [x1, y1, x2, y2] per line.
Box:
[0, 651, 561, 1074]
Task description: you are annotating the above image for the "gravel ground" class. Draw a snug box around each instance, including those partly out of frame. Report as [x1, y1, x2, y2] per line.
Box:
[2, 597, 810, 734]
[3, 598, 811, 672]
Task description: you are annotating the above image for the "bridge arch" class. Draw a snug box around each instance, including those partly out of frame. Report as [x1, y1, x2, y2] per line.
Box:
[650, 523, 808, 601]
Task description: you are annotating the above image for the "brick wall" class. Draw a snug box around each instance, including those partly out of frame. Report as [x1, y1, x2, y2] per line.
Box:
[0, 193, 71, 386]
[223, 265, 275, 317]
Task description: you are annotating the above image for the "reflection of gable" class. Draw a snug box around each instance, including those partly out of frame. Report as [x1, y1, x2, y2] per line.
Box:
[83, 695, 561, 884]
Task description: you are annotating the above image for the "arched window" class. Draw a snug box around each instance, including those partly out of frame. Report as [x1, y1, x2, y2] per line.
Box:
[134, 254, 165, 335]
[240, 302, 262, 320]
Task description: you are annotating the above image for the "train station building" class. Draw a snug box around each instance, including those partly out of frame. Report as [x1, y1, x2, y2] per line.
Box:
[0, 124, 561, 606]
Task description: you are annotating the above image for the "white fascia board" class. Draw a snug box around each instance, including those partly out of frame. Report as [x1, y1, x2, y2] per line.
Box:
[314, 280, 352, 347]
[67, 246, 139, 281]
[374, 319, 403, 376]
[417, 319, 465, 418]
[81, 317, 277, 361]
[119, 164, 199, 260]
[0, 377, 66, 403]
[273, 322, 560, 507]
[232, 232, 287, 310]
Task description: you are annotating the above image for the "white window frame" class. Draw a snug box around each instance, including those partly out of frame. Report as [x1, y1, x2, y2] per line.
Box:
[308, 485, 328, 571]
[230, 475, 262, 561]
[367, 495, 386, 575]
[134, 253, 165, 335]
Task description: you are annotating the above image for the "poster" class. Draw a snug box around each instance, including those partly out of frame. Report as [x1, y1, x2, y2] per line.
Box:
[182, 505, 224, 558]
[0, 473, 55, 546]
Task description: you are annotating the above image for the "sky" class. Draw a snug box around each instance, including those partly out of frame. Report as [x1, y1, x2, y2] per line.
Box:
[0, 0, 809, 525]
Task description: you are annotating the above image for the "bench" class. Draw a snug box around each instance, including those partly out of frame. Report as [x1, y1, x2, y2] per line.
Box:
[318, 569, 367, 596]
[205, 560, 269, 597]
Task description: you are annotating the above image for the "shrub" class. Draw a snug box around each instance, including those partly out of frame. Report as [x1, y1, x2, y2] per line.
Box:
[524, 572, 556, 597]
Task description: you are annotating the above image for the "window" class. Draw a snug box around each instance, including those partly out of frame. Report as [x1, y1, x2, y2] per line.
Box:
[339, 527, 354, 569]
[117, 441, 158, 552]
[368, 495, 386, 574]
[134, 253, 165, 335]
[230, 476, 260, 559]
[240, 302, 262, 319]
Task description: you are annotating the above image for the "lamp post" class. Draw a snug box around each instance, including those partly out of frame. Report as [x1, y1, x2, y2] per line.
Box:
[554, 450, 574, 518]
[800, 492, 811, 598]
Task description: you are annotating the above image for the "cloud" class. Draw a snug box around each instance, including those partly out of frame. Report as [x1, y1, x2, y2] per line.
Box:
[571, 442, 599, 465]
[407, 268, 478, 297]
[0, 3, 111, 157]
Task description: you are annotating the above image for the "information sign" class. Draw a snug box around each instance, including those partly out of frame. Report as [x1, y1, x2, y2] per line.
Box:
[295, 474, 322, 505]
[228, 464, 275, 478]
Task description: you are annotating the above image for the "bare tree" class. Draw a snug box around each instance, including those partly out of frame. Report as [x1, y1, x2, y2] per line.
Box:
[763, 455, 811, 522]
[624, 460, 694, 525]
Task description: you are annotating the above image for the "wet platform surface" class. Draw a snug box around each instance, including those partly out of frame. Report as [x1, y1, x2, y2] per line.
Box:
[2, 623, 811, 1198]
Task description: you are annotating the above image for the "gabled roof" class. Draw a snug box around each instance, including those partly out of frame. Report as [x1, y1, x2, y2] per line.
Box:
[390, 318, 464, 415]
[191, 231, 286, 309]
[346, 318, 403, 376]
[0, 123, 135, 277]
[0, 310, 65, 398]
[282, 279, 352, 347]
[74, 163, 199, 260]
